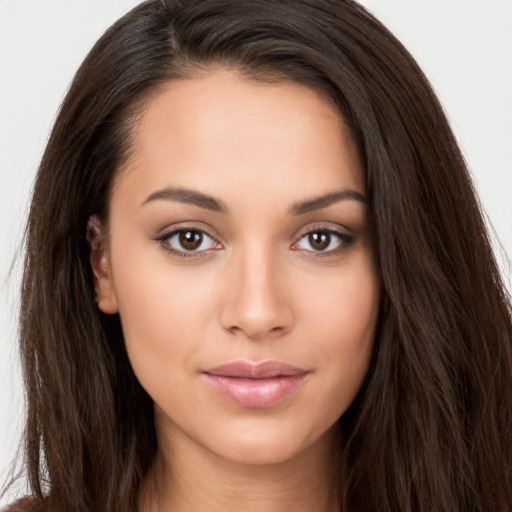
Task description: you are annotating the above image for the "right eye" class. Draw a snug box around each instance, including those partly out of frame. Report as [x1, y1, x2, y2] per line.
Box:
[156, 228, 221, 258]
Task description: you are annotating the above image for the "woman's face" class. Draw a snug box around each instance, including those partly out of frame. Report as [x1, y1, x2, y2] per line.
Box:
[92, 70, 380, 466]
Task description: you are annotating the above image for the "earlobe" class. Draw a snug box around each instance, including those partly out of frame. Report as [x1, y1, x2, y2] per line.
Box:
[87, 216, 118, 314]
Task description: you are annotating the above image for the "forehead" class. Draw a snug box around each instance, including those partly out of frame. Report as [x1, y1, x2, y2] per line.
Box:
[113, 69, 365, 207]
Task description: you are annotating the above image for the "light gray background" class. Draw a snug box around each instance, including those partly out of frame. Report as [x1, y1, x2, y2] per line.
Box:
[1, 0, 511, 504]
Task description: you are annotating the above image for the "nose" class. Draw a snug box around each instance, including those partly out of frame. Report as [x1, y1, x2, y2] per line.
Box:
[219, 246, 294, 340]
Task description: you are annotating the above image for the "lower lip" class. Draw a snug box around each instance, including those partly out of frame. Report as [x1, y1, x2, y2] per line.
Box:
[204, 374, 307, 408]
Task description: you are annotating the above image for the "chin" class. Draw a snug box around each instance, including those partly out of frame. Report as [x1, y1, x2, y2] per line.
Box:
[196, 416, 337, 467]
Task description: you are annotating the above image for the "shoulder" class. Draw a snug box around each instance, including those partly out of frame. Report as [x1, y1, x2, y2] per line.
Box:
[2, 498, 46, 512]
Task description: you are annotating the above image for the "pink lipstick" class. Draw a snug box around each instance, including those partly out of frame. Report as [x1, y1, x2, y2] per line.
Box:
[203, 361, 308, 408]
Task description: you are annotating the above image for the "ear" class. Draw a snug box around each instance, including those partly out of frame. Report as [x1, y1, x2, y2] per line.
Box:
[87, 216, 118, 314]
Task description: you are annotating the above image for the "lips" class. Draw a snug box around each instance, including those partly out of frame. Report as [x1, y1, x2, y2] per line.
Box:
[203, 361, 309, 408]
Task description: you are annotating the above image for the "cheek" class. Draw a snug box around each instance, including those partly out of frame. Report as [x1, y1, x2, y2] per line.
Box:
[109, 248, 219, 389]
[302, 256, 379, 399]
[307, 252, 379, 339]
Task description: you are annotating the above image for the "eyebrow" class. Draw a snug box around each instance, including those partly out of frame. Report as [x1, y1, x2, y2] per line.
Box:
[142, 187, 228, 213]
[141, 186, 367, 214]
[289, 189, 368, 215]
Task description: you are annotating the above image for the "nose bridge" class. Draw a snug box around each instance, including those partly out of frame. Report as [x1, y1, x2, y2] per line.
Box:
[219, 239, 293, 339]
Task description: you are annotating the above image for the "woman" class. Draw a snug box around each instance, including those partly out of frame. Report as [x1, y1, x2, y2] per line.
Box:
[2, 0, 512, 511]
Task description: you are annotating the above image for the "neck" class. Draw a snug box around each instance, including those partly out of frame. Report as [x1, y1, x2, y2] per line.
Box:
[140, 425, 341, 512]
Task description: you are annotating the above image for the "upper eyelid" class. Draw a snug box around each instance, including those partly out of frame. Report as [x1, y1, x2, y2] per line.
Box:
[293, 227, 353, 247]
[154, 221, 353, 246]
[156, 222, 221, 242]
[293, 221, 352, 239]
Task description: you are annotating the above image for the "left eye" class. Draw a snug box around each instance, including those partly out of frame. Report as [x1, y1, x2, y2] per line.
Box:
[164, 229, 219, 253]
[295, 230, 351, 252]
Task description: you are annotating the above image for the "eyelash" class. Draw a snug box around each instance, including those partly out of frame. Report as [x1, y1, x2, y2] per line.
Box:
[292, 227, 354, 257]
[154, 226, 221, 260]
[154, 225, 354, 260]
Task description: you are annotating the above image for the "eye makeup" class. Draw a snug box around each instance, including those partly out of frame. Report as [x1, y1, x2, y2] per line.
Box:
[152, 221, 356, 261]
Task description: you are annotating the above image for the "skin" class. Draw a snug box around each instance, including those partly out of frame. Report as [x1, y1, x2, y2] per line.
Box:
[91, 69, 380, 512]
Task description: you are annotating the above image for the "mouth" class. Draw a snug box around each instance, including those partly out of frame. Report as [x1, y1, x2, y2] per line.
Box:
[203, 361, 309, 408]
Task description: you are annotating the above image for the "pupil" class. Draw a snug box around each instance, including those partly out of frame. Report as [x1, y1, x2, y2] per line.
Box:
[309, 232, 330, 251]
[179, 230, 202, 250]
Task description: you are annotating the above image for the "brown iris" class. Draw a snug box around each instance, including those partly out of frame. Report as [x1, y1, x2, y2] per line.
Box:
[308, 231, 331, 251]
[179, 230, 203, 250]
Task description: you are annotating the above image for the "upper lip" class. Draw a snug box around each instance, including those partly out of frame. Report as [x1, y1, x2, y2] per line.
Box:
[204, 361, 308, 379]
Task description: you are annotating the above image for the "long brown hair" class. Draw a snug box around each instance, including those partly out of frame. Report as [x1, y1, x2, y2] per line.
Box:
[5, 1, 512, 511]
